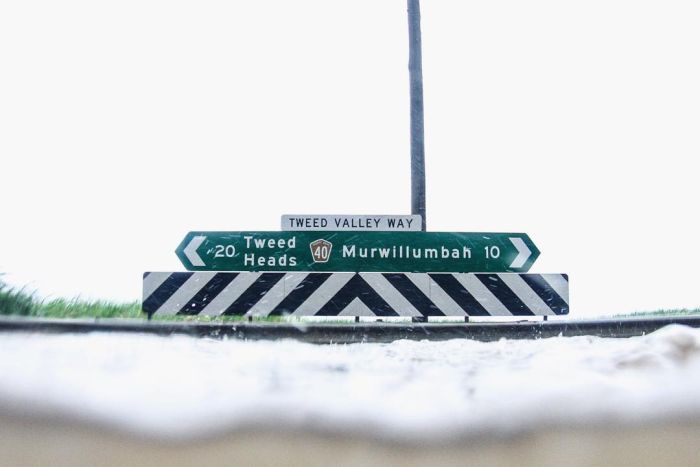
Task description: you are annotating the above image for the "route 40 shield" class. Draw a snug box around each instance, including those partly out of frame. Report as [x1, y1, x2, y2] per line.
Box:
[310, 239, 332, 263]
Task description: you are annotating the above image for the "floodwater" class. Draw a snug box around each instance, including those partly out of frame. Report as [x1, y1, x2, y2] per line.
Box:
[1, 325, 699, 441]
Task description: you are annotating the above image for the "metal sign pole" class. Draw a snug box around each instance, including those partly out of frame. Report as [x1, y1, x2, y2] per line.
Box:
[407, 0, 426, 231]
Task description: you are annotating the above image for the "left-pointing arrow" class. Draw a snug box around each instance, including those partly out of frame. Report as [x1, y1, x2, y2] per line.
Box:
[184, 235, 207, 267]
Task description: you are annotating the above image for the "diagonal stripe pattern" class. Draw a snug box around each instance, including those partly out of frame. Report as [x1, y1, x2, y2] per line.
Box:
[142, 272, 570, 318]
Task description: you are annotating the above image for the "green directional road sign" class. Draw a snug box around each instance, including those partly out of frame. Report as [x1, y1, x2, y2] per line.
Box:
[176, 231, 540, 273]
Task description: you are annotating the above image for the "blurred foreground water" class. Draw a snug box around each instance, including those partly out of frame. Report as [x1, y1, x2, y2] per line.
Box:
[1, 325, 699, 441]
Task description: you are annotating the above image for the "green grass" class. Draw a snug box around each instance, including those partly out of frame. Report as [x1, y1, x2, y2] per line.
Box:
[0, 277, 141, 319]
[613, 308, 700, 318]
[34, 299, 142, 319]
[0, 280, 35, 316]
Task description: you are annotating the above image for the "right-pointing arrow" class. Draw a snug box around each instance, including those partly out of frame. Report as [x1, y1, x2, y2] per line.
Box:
[184, 235, 207, 267]
[509, 237, 532, 269]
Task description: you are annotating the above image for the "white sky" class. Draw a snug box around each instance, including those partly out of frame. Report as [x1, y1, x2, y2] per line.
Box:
[1, 0, 699, 316]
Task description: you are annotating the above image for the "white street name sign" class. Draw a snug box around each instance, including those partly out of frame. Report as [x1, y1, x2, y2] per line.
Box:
[281, 214, 423, 231]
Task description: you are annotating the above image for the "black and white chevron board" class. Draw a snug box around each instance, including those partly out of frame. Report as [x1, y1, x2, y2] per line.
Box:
[142, 272, 569, 318]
